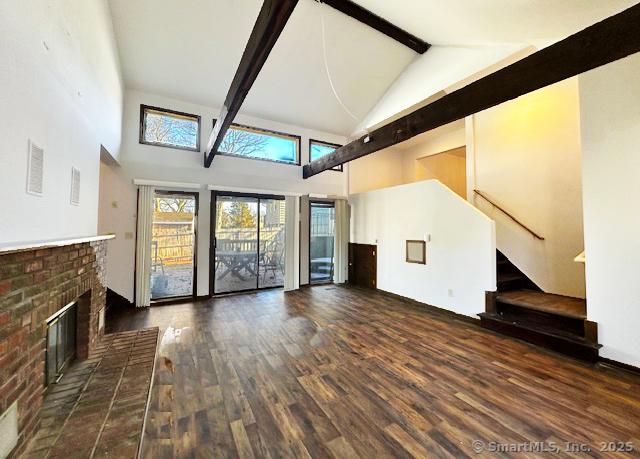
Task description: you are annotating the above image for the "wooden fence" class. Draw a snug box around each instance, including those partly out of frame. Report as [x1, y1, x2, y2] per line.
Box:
[152, 222, 194, 266]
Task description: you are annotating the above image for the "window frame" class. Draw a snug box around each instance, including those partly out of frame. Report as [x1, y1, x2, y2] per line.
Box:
[139, 104, 201, 152]
[308, 139, 343, 172]
[212, 120, 301, 166]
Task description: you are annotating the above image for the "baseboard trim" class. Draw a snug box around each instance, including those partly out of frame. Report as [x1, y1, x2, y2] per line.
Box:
[598, 357, 640, 376]
[375, 288, 480, 325]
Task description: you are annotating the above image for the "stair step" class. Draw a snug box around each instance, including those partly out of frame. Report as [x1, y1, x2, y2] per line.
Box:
[479, 312, 601, 362]
[497, 289, 586, 320]
[497, 274, 529, 291]
[494, 250, 542, 293]
[497, 273, 524, 282]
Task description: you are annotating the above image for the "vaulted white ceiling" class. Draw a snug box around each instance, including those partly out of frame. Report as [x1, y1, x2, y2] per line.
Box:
[355, 0, 638, 48]
[108, 0, 415, 136]
[108, 0, 638, 137]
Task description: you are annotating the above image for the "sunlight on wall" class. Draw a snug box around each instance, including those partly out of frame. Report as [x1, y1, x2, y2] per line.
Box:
[471, 77, 585, 298]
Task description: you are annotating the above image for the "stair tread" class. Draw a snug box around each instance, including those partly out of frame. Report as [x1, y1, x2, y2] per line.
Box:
[496, 289, 587, 320]
[498, 273, 525, 281]
[479, 312, 600, 348]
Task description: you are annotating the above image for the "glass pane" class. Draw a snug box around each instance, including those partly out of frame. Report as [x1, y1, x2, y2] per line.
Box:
[66, 304, 77, 362]
[219, 125, 298, 164]
[259, 199, 285, 288]
[214, 196, 259, 293]
[143, 108, 199, 149]
[310, 142, 337, 161]
[150, 193, 196, 299]
[310, 141, 342, 171]
[310, 203, 335, 284]
[46, 320, 58, 386]
[57, 315, 65, 373]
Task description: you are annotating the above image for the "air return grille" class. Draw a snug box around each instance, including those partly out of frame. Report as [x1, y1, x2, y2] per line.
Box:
[26, 140, 44, 196]
[70, 167, 80, 206]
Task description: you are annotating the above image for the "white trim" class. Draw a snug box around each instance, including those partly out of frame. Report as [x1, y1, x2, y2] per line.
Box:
[133, 179, 201, 190]
[46, 300, 77, 323]
[207, 184, 303, 197]
[309, 193, 348, 200]
[0, 235, 115, 255]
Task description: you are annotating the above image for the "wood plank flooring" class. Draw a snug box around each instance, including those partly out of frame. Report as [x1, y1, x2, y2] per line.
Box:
[107, 285, 640, 458]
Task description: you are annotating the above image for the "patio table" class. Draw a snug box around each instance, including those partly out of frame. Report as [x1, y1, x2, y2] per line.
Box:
[216, 250, 257, 280]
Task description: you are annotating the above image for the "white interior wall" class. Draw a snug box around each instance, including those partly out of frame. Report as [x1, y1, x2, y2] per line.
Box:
[0, 0, 123, 243]
[355, 44, 529, 134]
[398, 121, 466, 184]
[468, 78, 585, 298]
[579, 54, 640, 367]
[347, 81, 585, 300]
[99, 90, 348, 301]
[350, 180, 495, 317]
[347, 147, 404, 194]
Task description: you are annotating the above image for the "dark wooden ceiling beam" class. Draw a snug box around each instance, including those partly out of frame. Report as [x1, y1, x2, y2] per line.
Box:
[319, 0, 429, 54]
[303, 3, 640, 178]
[204, 0, 299, 168]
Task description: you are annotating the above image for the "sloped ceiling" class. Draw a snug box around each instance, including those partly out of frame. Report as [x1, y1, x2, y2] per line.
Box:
[354, 0, 639, 48]
[108, 0, 639, 137]
[108, 0, 415, 136]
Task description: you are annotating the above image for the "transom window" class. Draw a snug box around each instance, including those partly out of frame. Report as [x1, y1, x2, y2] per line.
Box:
[140, 105, 201, 151]
[309, 139, 343, 171]
[217, 122, 300, 165]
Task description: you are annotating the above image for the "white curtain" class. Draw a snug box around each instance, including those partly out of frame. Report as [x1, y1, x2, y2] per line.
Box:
[135, 185, 155, 307]
[299, 195, 310, 285]
[284, 195, 300, 291]
[333, 199, 349, 284]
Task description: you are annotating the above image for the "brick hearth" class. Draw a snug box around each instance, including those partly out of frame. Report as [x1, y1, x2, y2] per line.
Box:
[0, 236, 113, 458]
[25, 328, 158, 458]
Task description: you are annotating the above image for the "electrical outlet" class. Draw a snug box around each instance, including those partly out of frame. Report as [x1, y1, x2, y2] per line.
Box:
[124, 232, 134, 240]
[448, 289, 454, 297]
[111, 200, 118, 208]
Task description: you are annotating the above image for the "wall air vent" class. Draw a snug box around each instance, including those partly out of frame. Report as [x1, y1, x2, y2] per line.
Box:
[26, 140, 44, 196]
[70, 167, 80, 206]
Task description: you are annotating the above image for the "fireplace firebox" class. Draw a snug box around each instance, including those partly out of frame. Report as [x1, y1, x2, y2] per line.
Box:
[45, 301, 78, 386]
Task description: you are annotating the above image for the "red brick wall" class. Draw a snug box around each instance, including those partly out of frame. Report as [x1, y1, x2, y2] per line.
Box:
[0, 240, 108, 458]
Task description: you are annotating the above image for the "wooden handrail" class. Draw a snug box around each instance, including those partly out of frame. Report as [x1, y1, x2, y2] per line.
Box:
[473, 190, 545, 240]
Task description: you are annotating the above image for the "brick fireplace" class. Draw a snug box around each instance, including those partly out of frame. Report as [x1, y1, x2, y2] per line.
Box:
[0, 235, 113, 458]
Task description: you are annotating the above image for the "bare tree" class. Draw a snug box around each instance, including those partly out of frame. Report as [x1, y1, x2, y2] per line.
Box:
[145, 114, 197, 148]
[220, 128, 268, 156]
[156, 197, 194, 213]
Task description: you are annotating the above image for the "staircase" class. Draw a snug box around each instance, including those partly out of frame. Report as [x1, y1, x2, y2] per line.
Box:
[479, 251, 601, 361]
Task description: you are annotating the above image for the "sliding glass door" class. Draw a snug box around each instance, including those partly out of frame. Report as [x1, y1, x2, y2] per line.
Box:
[259, 198, 286, 288]
[150, 191, 197, 300]
[309, 201, 335, 284]
[212, 192, 285, 294]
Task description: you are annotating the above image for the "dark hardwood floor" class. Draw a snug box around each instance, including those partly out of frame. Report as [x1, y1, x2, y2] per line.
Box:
[107, 285, 640, 458]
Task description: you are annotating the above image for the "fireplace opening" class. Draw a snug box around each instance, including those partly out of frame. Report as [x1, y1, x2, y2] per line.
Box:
[45, 301, 78, 386]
